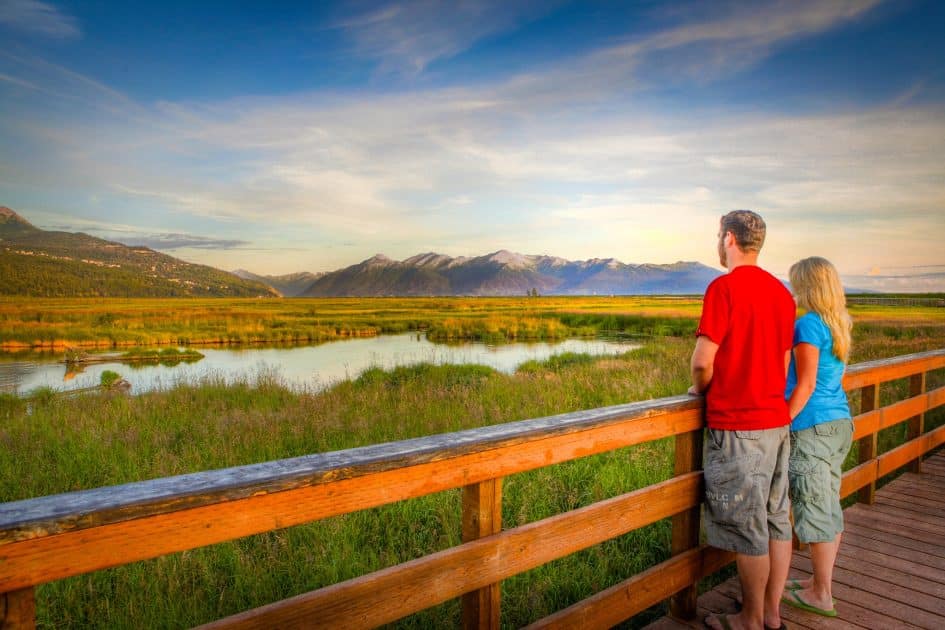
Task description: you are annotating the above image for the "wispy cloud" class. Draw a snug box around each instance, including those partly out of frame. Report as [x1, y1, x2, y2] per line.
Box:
[335, 0, 559, 75]
[117, 233, 250, 251]
[0, 0, 80, 39]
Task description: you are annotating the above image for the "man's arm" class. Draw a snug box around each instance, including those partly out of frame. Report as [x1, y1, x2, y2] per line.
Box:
[689, 335, 719, 395]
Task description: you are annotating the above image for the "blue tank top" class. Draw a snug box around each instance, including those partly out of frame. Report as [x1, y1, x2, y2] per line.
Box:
[785, 312, 851, 431]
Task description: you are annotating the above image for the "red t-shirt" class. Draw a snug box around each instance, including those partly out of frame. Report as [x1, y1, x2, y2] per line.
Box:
[696, 265, 795, 430]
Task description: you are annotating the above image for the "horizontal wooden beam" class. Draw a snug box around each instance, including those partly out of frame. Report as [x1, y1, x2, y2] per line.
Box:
[877, 424, 945, 478]
[197, 473, 703, 630]
[842, 349, 945, 391]
[0, 406, 700, 593]
[524, 546, 733, 629]
[840, 460, 877, 499]
[851, 410, 880, 441]
[0, 396, 701, 546]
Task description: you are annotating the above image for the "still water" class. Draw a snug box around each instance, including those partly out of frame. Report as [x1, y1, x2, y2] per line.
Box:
[0, 334, 640, 396]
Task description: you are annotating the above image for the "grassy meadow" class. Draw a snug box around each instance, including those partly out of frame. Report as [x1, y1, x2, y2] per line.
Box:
[1, 297, 944, 628]
[0, 296, 703, 349]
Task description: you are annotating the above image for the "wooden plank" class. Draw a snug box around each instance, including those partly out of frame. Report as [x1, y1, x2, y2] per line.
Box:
[889, 487, 945, 509]
[668, 429, 702, 622]
[839, 460, 877, 499]
[0, 409, 702, 593]
[847, 503, 944, 537]
[792, 555, 945, 617]
[197, 473, 702, 630]
[842, 350, 945, 390]
[841, 529, 945, 571]
[877, 424, 945, 477]
[715, 578, 867, 630]
[927, 384, 945, 410]
[887, 478, 945, 501]
[842, 520, 945, 562]
[842, 511, 945, 557]
[461, 479, 502, 630]
[873, 495, 945, 522]
[0, 396, 703, 546]
[524, 546, 732, 629]
[0, 588, 35, 630]
[909, 372, 927, 473]
[857, 384, 879, 505]
[851, 409, 880, 441]
[830, 549, 945, 599]
[834, 537, 945, 586]
[879, 394, 929, 430]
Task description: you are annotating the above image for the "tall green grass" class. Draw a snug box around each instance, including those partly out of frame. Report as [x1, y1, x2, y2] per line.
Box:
[1, 318, 944, 628]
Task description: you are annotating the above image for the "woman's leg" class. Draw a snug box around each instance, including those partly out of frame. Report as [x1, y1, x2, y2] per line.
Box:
[799, 532, 841, 609]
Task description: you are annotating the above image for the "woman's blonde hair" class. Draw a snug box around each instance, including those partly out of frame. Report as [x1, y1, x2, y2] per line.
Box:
[789, 257, 852, 362]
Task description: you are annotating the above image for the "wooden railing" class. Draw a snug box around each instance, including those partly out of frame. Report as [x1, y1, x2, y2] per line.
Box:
[2, 349, 944, 629]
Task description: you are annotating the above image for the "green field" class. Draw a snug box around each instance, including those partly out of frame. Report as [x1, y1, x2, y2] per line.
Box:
[1, 298, 944, 628]
[0, 296, 708, 349]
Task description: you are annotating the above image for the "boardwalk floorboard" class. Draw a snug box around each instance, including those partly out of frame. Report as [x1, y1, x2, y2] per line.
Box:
[792, 555, 945, 612]
[644, 449, 945, 630]
[874, 494, 945, 518]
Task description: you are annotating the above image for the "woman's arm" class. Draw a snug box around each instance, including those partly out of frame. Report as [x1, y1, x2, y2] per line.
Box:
[787, 342, 819, 419]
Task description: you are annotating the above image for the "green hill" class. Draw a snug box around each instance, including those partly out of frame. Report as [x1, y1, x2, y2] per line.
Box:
[0, 207, 277, 297]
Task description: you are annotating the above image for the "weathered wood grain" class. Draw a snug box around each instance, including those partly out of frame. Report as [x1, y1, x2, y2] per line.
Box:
[524, 546, 732, 629]
[857, 383, 879, 504]
[0, 588, 34, 630]
[842, 349, 945, 390]
[0, 395, 702, 547]
[196, 473, 702, 629]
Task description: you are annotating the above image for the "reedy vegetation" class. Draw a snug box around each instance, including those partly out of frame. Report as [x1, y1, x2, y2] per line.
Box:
[1, 304, 944, 628]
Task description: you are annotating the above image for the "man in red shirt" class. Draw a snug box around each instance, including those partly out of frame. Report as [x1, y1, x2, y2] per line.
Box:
[691, 210, 795, 630]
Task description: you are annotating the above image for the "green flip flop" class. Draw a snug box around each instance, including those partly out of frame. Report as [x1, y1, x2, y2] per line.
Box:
[781, 590, 837, 617]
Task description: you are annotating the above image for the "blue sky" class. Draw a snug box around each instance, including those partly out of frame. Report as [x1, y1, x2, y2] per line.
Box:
[1, 0, 944, 291]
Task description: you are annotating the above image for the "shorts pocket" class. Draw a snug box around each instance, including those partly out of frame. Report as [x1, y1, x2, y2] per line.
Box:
[814, 423, 840, 437]
[705, 454, 757, 527]
[788, 456, 824, 505]
[735, 430, 762, 440]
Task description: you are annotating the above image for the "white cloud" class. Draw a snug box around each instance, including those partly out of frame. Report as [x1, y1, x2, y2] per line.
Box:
[335, 0, 559, 75]
[0, 0, 80, 39]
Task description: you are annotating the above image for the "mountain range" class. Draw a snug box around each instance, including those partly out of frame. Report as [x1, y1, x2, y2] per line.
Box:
[0, 207, 276, 297]
[2, 206, 722, 297]
[236, 251, 722, 297]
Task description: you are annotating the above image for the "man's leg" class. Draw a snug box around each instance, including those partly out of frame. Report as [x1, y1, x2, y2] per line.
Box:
[765, 538, 792, 627]
[705, 552, 768, 630]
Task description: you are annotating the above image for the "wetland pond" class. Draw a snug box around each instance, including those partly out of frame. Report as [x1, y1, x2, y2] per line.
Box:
[0, 333, 640, 396]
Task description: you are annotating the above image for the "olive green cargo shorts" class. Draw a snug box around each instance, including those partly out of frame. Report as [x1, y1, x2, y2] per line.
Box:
[789, 419, 854, 544]
[703, 426, 792, 556]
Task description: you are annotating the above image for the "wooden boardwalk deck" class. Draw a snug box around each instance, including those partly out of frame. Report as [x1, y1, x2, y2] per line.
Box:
[646, 449, 945, 630]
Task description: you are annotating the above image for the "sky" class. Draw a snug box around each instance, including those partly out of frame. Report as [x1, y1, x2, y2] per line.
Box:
[1, 0, 944, 291]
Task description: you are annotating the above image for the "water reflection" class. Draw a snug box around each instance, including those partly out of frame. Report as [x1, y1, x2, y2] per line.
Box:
[0, 333, 639, 396]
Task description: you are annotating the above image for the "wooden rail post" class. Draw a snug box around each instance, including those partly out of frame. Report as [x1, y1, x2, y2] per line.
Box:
[908, 372, 927, 474]
[858, 384, 880, 505]
[1, 588, 36, 630]
[462, 478, 502, 630]
[668, 428, 703, 621]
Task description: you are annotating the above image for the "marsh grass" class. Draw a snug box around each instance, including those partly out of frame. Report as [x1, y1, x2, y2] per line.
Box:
[0, 296, 707, 349]
[2, 310, 944, 628]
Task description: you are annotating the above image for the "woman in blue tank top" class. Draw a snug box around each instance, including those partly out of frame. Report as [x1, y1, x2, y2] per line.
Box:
[781, 257, 854, 619]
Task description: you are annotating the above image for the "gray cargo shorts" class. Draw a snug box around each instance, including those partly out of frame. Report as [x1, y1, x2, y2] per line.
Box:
[703, 425, 791, 556]
[789, 419, 854, 543]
